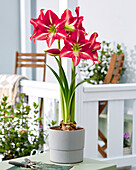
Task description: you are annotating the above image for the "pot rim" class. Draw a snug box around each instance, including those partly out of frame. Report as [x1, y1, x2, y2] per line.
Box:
[49, 126, 85, 133]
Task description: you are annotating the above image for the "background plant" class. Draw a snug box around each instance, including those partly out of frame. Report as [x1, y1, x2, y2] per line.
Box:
[124, 132, 131, 148]
[79, 41, 125, 84]
[0, 94, 48, 160]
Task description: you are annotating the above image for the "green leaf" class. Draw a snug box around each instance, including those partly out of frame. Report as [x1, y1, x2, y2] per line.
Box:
[68, 73, 77, 104]
[67, 77, 92, 117]
[51, 120, 57, 126]
[117, 44, 121, 49]
[2, 96, 8, 102]
[46, 64, 67, 109]
[54, 57, 69, 95]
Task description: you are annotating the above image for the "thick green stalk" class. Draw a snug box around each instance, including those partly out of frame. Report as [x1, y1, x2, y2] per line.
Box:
[70, 63, 76, 122]
[58, 39, 65, 121]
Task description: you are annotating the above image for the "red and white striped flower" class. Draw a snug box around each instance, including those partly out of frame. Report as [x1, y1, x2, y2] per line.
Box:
[60, 29, 92, 66]
[31, 10, 66, 48]
[86, 32, 101, 63]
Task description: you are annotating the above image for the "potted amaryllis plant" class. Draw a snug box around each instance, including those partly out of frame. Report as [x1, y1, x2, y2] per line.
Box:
[30, 6, 101, 163]
[123, 132, 132, 155]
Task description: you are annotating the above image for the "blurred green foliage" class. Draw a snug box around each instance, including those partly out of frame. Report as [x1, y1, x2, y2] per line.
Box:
[79, 41, 125, 84]
[0, 94, 50, 160]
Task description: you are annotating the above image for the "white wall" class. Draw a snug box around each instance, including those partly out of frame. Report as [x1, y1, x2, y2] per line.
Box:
[0, 0, 20, 74]
[78, 0, 136, 83]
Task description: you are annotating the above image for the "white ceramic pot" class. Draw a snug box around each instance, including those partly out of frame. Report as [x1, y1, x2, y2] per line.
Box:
[49, 127, 85, 163]
[123, 147, 132, 155]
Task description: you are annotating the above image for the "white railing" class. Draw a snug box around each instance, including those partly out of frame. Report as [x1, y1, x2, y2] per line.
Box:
[79, 83, 136, 168]
[20, 79, 60, 125]
[20, 80, 136, 167]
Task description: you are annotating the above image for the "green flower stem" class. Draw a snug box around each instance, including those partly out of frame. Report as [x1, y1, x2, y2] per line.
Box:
[70, 63, 76, 122]
[58, 39, 61, 50]
[58, 39, 65, 121]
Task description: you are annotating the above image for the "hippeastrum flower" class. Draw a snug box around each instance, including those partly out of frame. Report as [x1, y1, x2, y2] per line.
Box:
[61, 7, 86, 34]
[31, 10, 66, 48]
[61, 9, 77, 32]
[86, 32, 101, 63]
[30, 9, 44, 40]
[60, 29, 93, 66]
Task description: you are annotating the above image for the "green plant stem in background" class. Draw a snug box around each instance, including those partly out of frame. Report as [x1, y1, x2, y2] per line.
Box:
[70, 63, 75, 122]
[58, 39, 65, 121]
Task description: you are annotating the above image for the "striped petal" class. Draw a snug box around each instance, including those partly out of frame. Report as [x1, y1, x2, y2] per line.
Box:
[72, 55, 81, 66]
[43, 10, 59, 26]
[34, 32, 48, 43]
[30, 18, 38, 28]
[38, 9, 45, 20]
[64, 40, 73, 50]
[60, 47, 73, 58]
[84, 50, 97, 65]
[71, 29, 85, 43]
[37, 20, 50, 31]
[93, 42, 101, 51]
[45, 49, 60, 56]
[61, 9, 73, 24]
[56, 30, 67, 39]
[86, 49, 100, 63]
[92, 51, 100, 62]
[79, 41, 91, 52]
[46, 35, 56, 48]
[30, 29, 42, 41]
[89, 32, 98, 47]
[55, 19, 66, 30]
[79, 51, 92, 59]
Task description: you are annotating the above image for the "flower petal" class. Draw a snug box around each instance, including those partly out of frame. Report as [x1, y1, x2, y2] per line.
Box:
[55, 19, 66, 30]
[79, 40, 91, 52]
[75, 6, 80, 17]
[61, 9, 73, 24]
[72, 56, 80, 66]
[63, 40, 73, 50]
[93, 42, 101, 51]
[30, 18, 38, 28]
[37, 20, 50, 31]
[60, 47, 73, 58]
[44, 10, 59, 25]
[34, 32, 48, 43]
[45, 49, 60, 56]
[84, 50, 97, 65]
[71, 29, 85, 43]
[92, 51, 100, 62]
[79, 51, 92, 59]
[89, 32, 98, 47]
[56, 30, 67, 39]
[46, 35, 56, 48]
[38, 9, 45, 20]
